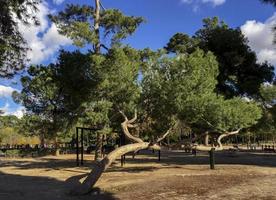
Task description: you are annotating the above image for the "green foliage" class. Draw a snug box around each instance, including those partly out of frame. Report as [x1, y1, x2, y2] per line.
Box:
[165, 33, 198, 54]
[166, 17, 275, 98]
[253, 84, 276, 136]
[0, 0, 40, 77]
[50, 5, 144, 48]
[141, 48, 262, 136]
[13, 50, 100, 138]
[100, 9, 144, 44]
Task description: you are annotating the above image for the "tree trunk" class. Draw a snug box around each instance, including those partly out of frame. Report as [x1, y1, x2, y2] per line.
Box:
[54, 137, 60, 156]
[94, 0, 101, 54]
[94, 132, 102, 161]
[71, 142, 152, 195]
[194, 130, 241, 151]
[71, 111, 169, 195]
[204, 132, 209, 146]
[40, 133, 45, 148]
[217, 129, 240, 149]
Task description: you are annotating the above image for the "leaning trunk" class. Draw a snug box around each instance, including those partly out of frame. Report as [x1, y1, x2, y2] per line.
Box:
[72, 142, 152, 195]
[94, 132, 102, 161]
[194, 130, 241, 151]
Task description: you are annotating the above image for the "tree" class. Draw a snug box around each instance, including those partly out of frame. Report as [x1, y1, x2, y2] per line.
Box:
[261, 0, 276, 6]
[252, 84, 276, 141]
[166, 17, 275, 98]
[13, 50, 99, 148]
[0, 0, 40, 77]
[142, 49, 262, 151]
[49, 0, 144, 161]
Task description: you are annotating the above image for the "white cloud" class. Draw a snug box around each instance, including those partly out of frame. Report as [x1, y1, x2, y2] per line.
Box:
[18, 2, 71, 65]
[0, 85, 23, 118]
[2, 105, 25, 118]
[0, 85, 17, 98]
[202, 0, 226, 6]
[181, 0, 226, 11]
[53, 0, 65, 5]
[241, 13, 276, 65]
[8, 107, 25, 118]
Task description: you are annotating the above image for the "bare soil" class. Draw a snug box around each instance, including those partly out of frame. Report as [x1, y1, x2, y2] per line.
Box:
[0, 150, 276, 200]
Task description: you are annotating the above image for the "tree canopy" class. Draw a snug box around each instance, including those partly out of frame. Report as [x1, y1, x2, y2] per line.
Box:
[166, 17, 275, 98]
[0, 0, 40, 77]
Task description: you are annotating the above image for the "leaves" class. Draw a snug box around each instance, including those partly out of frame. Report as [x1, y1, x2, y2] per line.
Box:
[0, 0, 40, 77]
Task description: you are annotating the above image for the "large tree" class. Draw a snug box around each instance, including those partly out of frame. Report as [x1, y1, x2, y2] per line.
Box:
[142, 49, 262, 151]
[49, 0, 144, 160]
[166, 17, 275, 98]
[0, 0, 40, 77]
[13, 50, 99, 147]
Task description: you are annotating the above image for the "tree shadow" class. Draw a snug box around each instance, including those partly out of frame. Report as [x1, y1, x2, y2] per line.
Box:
[0, 157, 93, 171]
[0, 171, 118, 200]
[125, 150, 276, 168]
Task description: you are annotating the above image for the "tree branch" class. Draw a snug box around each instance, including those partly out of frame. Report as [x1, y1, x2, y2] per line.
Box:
[128, 109, 137, 124]
[217, 129, 241, 148]
[156, 128, 172, 143]
[120, 110, 144, 143]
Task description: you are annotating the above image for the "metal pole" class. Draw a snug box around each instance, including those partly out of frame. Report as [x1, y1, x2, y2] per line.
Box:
[81, 128, 84, 166]
[121, 155, 124, 167]
[76, 127, 79, 166]
[158, 150, 161, 161]
[209, 148, 215, 170]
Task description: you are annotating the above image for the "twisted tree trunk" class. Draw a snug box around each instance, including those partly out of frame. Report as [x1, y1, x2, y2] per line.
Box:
[71, 111, 169, 195]
[72, 142, 153, 194]
[194, 129, 241, 151]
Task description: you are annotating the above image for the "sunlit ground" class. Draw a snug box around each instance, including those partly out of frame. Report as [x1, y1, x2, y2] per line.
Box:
[0, 150, 276, 200]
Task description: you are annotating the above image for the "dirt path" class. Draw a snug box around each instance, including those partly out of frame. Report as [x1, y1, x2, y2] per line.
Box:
[0, 151, 276, 200]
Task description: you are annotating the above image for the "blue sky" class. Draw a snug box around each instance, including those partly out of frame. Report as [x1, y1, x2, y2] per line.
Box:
[0, 0, 275, 117]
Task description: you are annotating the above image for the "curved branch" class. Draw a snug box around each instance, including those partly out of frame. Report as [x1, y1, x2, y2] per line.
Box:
[128, 109, 137, 124]
[120, 110, 144, 143]
[121, 121, 144, 143]
[156, 128, 172, 143]
[193, 129, 241, 152]
[217, 129, 241, 148]
[119, 110, 128, 121]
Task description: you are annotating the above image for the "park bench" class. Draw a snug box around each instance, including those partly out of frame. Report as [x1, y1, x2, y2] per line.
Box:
[262, 145, 275, 153]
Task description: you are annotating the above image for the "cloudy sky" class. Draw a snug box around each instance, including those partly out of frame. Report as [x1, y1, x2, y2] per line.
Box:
[0, 0, 275, 118]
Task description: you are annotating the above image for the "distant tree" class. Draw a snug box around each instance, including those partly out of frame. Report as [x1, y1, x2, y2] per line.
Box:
[261, 0, 276, 6]
[252, 84, 276, 141]
[166, 17, 275, 98]
[13, 50, 99, 148]
[0, 0, 40, 77]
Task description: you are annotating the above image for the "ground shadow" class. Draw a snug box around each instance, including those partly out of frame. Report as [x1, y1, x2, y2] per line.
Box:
[0, 171, 118, 200]
[124, 150, 276, 168]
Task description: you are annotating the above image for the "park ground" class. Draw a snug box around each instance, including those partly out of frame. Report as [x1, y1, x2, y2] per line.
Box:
[0, 150, 276, 200]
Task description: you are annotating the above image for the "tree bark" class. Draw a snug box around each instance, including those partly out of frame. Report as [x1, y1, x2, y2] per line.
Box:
[194, 129, 241, 151]
[94, 0, 101, 54]
[71, 111, 169, 195]
[204, 132, 209, 146]
[72, 142, 152, 195]
[94, 132, 102, 161]
[217, 129, 241, 149]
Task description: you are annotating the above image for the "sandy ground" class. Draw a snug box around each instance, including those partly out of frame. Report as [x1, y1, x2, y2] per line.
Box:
[0, 150, 276, 200]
